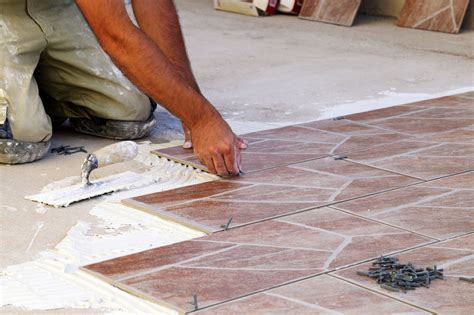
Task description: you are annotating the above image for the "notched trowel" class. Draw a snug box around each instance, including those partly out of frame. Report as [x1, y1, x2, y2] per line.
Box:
[26, 141, 156, 207]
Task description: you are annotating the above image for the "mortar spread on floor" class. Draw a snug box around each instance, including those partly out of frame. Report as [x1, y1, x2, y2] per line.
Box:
[0, 142, 213, 312]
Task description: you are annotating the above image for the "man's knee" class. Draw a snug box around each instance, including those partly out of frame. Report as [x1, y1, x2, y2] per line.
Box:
[0, 88, 52, 143]
[113, 89, 152, 121]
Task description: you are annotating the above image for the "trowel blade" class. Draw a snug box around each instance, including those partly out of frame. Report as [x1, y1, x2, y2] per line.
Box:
[25, 171, 154, 207]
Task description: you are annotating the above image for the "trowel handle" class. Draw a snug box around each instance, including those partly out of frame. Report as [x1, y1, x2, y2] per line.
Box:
[93, 141, 139, 168]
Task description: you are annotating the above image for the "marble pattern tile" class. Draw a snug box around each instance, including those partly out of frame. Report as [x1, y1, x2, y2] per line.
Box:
[455, 91, 474, 99]
[124, 157, 420, 233]
[398, 0, 470, 34]
[346, 96, 474, 124]
[83, 207, 431, 312]
[346, 140, 474, 180]
[334, 234, 474, 314]
[299, 0, 362, 26]
[196, 275, 429, 314]
[332, 172, 474, 240]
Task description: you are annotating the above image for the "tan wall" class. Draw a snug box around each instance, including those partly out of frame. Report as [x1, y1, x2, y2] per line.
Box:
[359, 0, 473, 30]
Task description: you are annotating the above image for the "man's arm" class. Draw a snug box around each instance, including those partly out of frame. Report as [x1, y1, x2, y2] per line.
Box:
[75, 0, 241, 175]
[131, 0, 200, 93]
[131, 0, 198, 148]
[130, 0, 248, 150]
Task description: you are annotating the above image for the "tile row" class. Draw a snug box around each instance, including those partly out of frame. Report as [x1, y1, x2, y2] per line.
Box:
[84, 207, 433, 313]
[126, 156, 421, 233]
[155, 95, 473, 179]
[155, 117, 412, 174]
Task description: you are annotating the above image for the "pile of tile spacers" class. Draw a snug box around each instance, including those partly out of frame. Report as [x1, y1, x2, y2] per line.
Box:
[357, 256, 444, 293]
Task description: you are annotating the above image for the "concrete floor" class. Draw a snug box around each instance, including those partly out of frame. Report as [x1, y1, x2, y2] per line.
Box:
[0, 0, 473, 311]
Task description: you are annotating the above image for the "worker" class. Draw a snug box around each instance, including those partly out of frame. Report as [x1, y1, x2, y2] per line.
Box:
[0, 0, 246, 176]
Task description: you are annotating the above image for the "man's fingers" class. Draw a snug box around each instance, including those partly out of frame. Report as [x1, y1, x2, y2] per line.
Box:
[212, 153, 230, 176]
[223, 146, 239, 175]
[237, 137, 248, 150]
[236, 149, 243, 173]
[182, 122, 193, 149]
[183, 140, 192, 149]
[201, 155, 217, 174]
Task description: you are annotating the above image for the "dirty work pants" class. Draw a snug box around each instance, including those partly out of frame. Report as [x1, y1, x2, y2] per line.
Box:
[0, 0, 150, 142]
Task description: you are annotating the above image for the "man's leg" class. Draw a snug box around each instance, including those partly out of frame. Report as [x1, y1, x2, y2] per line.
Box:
[0, 1, 52, 164]
[29, 1, 155, 140]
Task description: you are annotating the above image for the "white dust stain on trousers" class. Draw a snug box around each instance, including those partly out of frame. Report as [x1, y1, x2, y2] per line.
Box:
[0, 141, 214, 313]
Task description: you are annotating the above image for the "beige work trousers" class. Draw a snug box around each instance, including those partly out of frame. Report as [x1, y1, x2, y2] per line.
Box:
[0, 0, 150, 142]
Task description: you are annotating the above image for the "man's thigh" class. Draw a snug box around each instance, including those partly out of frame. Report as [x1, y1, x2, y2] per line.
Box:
[0, 1, 52, 142]
[32, 1, 151, 122]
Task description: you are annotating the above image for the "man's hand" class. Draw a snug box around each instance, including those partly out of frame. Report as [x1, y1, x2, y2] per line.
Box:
[190, 115, 244, 176]
[181, 122, 248, 151]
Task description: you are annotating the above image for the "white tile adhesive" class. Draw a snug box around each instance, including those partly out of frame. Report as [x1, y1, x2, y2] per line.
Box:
[1, 141, 214, 313]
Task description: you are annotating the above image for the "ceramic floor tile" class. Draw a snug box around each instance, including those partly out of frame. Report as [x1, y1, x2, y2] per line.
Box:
[419, 128, 474, 144]
[243, 125, 346, 143]
[130, 181, 250, 209]
[83, 207, 431, 312]
[156, 200, 317, 233]
[85, 240, 233, 281]
[400, 107, 474, 120]
[299, 0, 362, 26]
[346, 96, 473, 124]
[334, 234, 474, 314]
[370, 117, 473, 138]
[332, 172, 474, 240]
[455, 91, 474, 99]
[398, 0, 470, 33]
[125, 157, 420, 233]
[196, 275, 429, 315]
[296, 120, 409, 154]
[345, 104, 428, 124]
[404, 95, 474, 110]
[346, 140, 474, 180]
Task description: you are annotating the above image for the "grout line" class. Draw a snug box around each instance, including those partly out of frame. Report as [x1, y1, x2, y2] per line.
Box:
[159, 183, 260, 209]
[185, 270, 327, 313]
[213, 178, 427, 234]
[117, 244, 241, 282]
[327, 205, 440, 241]
[357, 190, 460, 218]
[327, 274, 436, 314]
[344, 119, 421, 137]
[418, 169, 474, 184]
[456, 95, 474, 100]
[192, 239, 333, 253]
[343, 158, 428, 181]
[264, 292, 342, 314]
[436, 230, 474, 242]
[347, 142, 446, 165]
